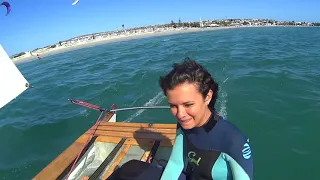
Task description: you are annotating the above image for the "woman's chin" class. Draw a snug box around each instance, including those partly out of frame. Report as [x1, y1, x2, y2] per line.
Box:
[179, 121, 195, 130]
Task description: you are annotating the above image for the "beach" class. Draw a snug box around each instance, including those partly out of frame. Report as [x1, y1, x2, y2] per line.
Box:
[12, 25, 268, 64]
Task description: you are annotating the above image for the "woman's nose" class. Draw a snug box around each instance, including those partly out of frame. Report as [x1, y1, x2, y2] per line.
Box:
[176, 106, 186, 119]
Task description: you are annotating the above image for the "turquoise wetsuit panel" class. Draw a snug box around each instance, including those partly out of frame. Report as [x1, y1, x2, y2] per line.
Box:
[224, 153, 251, 180]
[212, 152, 250, 180]
[212, 153, 231, 180]
[160, 128, 185, 180]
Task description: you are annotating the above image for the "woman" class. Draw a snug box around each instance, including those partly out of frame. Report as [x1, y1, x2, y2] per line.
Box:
[159, 57, 253, 180]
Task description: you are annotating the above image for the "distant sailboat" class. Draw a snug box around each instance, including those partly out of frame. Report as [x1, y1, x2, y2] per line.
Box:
[200, 17, 204, 30]
[0, 44, 31, 109]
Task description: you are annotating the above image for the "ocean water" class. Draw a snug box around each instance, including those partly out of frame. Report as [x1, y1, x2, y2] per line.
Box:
[0, 27, 319, 179]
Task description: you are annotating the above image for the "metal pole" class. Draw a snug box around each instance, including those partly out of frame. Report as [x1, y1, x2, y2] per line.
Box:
[109, 106, 170, 112]
[68, 99, 170, 112]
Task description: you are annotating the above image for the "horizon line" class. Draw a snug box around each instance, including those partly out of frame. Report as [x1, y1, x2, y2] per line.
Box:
[10, 18, 320, 56]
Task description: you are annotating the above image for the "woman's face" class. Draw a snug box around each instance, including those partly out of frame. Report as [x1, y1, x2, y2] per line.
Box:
[166, 82, 213, 129]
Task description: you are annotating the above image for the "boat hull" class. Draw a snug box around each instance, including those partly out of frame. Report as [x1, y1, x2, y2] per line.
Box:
[33, 104, 176, 180]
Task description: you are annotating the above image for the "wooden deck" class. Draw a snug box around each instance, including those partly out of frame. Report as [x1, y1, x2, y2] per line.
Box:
[33, 108, 176, 180]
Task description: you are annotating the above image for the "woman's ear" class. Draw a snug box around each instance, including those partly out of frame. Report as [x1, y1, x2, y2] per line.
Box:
[205, 89, 213, 105]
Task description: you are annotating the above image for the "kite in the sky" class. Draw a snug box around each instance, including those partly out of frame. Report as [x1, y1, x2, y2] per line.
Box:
[72, 0, 79, 5]
[1, 1, 10, 16]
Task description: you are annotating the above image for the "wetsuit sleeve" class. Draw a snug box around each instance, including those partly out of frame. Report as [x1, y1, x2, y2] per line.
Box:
[160, 128, 186, 180]
[224, 138, 253, 180]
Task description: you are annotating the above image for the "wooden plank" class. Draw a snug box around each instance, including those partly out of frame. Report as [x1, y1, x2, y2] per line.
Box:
[89, 126, 176, 134]
[76, 135, 175, 147]
[102, 144, 132, 179]
[102, 104, 116, 122]
[97, 122, 177, 129]
[108, 137, 174, 147]
[76, 135, 123, 144]
[32, 142, 85, 180]
[84, 130, 176, 140]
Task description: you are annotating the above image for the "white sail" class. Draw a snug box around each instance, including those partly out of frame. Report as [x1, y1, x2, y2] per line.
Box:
[200, 17, 204, 28]
[0, 45, 29, 109]
[72, 0, 80, 5]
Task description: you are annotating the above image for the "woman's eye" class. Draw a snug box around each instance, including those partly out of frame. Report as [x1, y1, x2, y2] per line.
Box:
[184, 104, 193, 107]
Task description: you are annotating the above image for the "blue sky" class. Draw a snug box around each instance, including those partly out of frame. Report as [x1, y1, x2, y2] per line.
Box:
[0, 0, 319, 56]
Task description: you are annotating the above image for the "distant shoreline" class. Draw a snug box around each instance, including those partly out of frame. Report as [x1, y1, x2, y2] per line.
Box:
[12, 25, 311, 64]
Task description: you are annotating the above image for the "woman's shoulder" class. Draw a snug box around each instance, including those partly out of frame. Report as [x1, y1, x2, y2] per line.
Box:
[218, 119, 253, 179]
[216, 118, 249, 142]
[217, 118, 252, 161]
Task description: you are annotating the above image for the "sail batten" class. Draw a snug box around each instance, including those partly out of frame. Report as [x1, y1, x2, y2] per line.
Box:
[0, 45, 29, 109]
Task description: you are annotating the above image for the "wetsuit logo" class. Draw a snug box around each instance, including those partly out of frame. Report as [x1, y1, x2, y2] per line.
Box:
[242, 143, 251, 159]
[188, 151, 202, 166]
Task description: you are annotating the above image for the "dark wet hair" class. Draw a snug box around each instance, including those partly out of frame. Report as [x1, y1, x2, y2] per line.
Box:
[159, 57, 219, 111]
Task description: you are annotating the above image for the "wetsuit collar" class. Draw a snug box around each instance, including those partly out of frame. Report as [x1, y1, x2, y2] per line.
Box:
[189, 111, 220, 133]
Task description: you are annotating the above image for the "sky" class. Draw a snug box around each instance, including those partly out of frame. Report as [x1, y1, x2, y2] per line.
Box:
[0, 0, 319, 56]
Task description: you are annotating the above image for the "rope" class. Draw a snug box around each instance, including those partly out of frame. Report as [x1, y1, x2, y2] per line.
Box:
[69, 99, 105, 112]
[65, 110, 104, 180]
